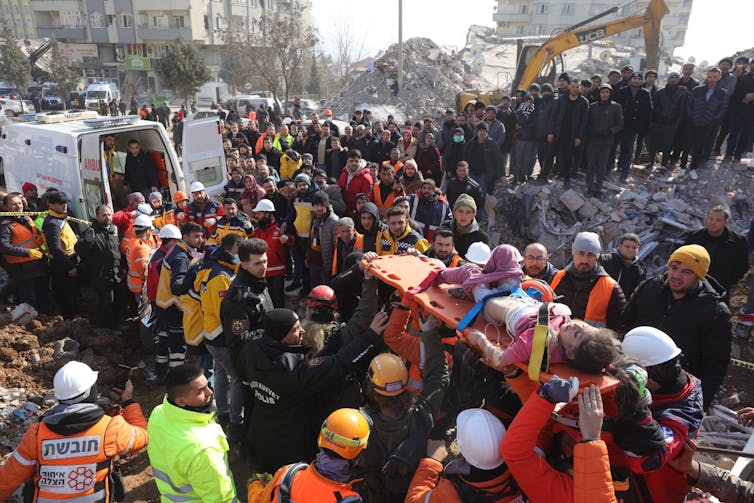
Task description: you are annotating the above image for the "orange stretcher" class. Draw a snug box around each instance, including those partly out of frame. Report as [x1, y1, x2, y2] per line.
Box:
[368, 254, 619, 393]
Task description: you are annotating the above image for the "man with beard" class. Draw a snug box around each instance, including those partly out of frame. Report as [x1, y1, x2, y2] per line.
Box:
[407, 179, 451, 241]
[599, 232, 646, 299]
[549, 231, 626, 330]
[377, 207, 429, 256]
[521, 242, 558, 282]
[338, 149, 374, 216]
[449, 194, 489, 259]
[252, 200, 291, 308]
[424, 227, 463, 267]
[646, 72, 687, 171]
[308, 191, 339, 287]
[187, 181, 224, 239]
[372, 164, 402, 219]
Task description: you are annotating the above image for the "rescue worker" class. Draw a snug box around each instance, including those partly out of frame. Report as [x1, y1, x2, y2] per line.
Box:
[247, 408, 371, 502]
[195, 234, 244, 441]
[549, 231, 626, 329]
[172, 190, 190, 226]
[155, 222, 203, 375]
[354, 314, 449, 503]
[237, 270, 383, 473]
[0, 361, 148, 502]
[147, 191, 175, 229]
[406, 408, 523, 502]
[251, 199, 291, 308]
[332, 217, 363, 277]
[376, 207, 429, 256]
[521, 242, 558, 282]
[75, 205, 122, 330]
[599, 232, 646, 299]
[147, 364, 238, 502]
[187, 181, 224, 239]
[0, 193, 49, 312]
[423, 227, 463, 267]
[407, 179, 452, 240]
[207, 198, 253, 245]
[622, 326, 705, 501]
[43, 191, 80, 319]
[120, 214, 158, 303]
[371, 164, 400, 219]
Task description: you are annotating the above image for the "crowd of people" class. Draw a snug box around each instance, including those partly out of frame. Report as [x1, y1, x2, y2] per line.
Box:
[1, 57, 754, 502]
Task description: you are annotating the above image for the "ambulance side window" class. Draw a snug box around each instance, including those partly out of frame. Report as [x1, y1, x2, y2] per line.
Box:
[83, 180, 103, 221]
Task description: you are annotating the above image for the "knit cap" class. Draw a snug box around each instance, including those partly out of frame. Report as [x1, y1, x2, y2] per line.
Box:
[667, 245, 710, 279]
[263, 309, 299, 342]
[453, 194, 477, 212]
[572, 232, 601, 256]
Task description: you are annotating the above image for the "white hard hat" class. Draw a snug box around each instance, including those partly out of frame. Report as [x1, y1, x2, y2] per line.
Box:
[282, 117, 292, 125]
[465, 242, 492, 265]
[622, 326, 681, 367]
[252, 199, 276, 212]
[158, 224, 181, 239]
[135, 203, 153, 216]
[54, 361, 98, 401]
[456, 408, 507, 470]
[190, 181, 205, 193]
[133, 214, 153, 229]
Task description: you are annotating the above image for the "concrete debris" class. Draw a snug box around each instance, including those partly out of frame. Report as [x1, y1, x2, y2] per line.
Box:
[53, 337, 80, 361]
[329, 38, 467, 120]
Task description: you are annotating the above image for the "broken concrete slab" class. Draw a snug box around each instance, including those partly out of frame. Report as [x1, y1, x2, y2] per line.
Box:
[559, 189, 585, 212]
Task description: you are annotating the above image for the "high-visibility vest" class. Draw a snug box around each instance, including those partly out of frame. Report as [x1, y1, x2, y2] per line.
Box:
[331, 233, 364, 276]
[270, 463, 361, 502]
[372, 183, 397, 219]
[122, 237, 153, 294]
[3, 218, 42, 264]
[33, 417, 113, 503]
[549, 270, 616, 327]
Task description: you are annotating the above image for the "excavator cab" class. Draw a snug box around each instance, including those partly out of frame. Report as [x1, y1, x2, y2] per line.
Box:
[511, 45, 565, 95]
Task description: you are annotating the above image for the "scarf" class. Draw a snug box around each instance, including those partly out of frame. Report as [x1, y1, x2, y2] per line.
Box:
[314, 450, 352, 483]
[464, 245, 523, 287]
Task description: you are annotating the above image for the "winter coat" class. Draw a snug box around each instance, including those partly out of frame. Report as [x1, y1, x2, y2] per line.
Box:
[464, 138, 503, 194]
[651, 85, 688, 125]
[550, 95, 589, 143]
[535, 95, 557, 141]
[308, 206, 339, 280]
[586, 100, 624, 145]
[451, 219, 489, 259]
[684, 226, 749, 294]
[415, 145, 443, 182]
[621, 273, 732, 409]
[687, 85, 728, 127]
[74, 221, 121, 285]
[496, 110, 516, 152]
[398, 137, 418, 161]
[550, 264, 627, 329]
[0, 216, 48, 280]
[613, 85, 652, 134]
[500, 392, 617, 503]
[486, 119, 507, 146]
[445, 176, 483, 212]
[399, 171, 424, 196]
[598, 251, 646, 300]
[514, 105, 538, 142]
[408, 194, 452, 239]
[338, 167, 374, 216]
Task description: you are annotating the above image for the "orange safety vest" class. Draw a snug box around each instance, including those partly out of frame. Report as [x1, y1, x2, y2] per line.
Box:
[549, 270, 616, 327]
[126, 238, 154, 294]
[447, 254, 462, 268]
[33, 417, 113, 503]
[331, 233, 364, 276]
[275, 463, 361, 502]
[4, 219, 42, 264]
[404, 302, 456, 393]
[372, 183, 397, 219]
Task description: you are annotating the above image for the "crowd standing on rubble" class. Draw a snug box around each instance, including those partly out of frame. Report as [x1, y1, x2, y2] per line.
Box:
[2, 55, 754, 502]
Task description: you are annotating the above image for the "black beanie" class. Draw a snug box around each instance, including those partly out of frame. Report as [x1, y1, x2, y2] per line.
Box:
[263, 309, 299, 342]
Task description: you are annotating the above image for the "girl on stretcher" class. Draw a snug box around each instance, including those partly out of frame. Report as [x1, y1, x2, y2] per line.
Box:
[435, 243, 619, 374]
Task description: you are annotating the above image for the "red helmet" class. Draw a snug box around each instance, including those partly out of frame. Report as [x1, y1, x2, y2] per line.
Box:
[307, 285, 338, 309]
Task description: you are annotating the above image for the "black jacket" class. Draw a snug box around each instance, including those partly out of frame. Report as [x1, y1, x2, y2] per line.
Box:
[599, 251, 646, 300]
[687, 85, 728, 127]
[238, 278, 379, 472]
[651, 85, 687, 125]
[613, 86, 652, 134]
[451, 219, 489, 259]
[552, 264, 627, 330]
[621, 274, 732, 409]
[445, 177, 483, 212]
[124, 151, 159, 194]
[464, 138, 503, 194]
[550, 95, 589, 142]
[442, 141, 467, 178]
[74, 221, 121, 285]
[684, 227, 749, 295]
[220, 267, 274, 354]
[535, 95, 557, 141]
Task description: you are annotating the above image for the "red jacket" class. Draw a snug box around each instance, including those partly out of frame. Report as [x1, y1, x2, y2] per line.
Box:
[500, 392, 617, 503]
[338, 167, 373, 216]
[252, 217, 292, 277]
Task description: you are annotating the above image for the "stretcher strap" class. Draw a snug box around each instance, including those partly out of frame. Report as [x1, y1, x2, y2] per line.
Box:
[405, 268, 442, 300]
[528, 302, 551, 381]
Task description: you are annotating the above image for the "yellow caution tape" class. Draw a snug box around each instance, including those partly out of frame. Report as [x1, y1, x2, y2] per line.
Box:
[730, 358, 754, 371]
[0, 211, 92, 226]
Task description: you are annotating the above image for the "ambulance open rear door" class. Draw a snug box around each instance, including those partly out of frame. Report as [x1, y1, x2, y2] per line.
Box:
[181, 118, 225, 198]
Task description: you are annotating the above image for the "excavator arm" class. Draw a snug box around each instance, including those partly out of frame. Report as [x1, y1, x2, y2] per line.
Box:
[514, 0, 669, 92]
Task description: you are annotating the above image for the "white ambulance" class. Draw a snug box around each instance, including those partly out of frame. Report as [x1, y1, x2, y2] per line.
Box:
[0, 112, 226, 221]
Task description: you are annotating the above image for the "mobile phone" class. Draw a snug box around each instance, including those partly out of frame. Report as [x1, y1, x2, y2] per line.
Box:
[114, 364, 132, 391]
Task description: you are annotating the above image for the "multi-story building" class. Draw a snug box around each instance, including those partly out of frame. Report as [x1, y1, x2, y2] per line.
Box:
[28, 0, 311, 96]
[493, 0, 693, 57]
[0, 0, 36, 39]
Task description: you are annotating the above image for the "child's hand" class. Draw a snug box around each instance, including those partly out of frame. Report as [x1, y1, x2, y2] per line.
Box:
[737, 407, 754, 427]
[466, 330, 486, 348]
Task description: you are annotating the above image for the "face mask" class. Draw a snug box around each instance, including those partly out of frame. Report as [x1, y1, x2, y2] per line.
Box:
[453, 135, 464, 143]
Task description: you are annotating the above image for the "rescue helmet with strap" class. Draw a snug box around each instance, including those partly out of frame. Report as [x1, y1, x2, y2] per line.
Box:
[54, 361, 98, 401]
[456, 408, 507, 470]
[317, 408, 372, 460]
[133, 214, 153, 230]
[367, 353, 409, 396]
[158, 224, 181, 239]
[465, 241, 491, 265]
[307, 285, 338, 310]
[622, 326, 681, 367]
[521, 278, 556, 302]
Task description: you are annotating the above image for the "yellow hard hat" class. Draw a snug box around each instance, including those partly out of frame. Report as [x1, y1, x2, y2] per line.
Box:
[367, 353, 408, 396]
[317, 408, 371, 459]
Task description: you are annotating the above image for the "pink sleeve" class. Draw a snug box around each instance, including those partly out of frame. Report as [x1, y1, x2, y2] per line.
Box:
[436, 264, 478, 286]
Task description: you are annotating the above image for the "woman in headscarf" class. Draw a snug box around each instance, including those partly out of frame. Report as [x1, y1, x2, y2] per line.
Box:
[239, 173, 265, 216]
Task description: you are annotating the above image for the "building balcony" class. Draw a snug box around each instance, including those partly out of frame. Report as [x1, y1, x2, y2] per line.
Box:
[137, 26, 193, 41]
[493, 10, 530, 23]
[36, 25, 87, 40]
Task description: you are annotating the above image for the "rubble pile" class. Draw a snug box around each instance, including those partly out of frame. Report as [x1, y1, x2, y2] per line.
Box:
[489, 159, 754, 275]
[329, 38, 467, 120]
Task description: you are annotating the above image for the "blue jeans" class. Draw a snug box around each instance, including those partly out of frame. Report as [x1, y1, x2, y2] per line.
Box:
[206, 345, 244, 425]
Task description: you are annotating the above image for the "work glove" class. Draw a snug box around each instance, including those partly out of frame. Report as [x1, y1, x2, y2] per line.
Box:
[84, 227, 96, 244]
[418, 312, 440, 332]
[28, 249, 44, 260]
[204, 218, 217, 227]
[242, 219, 252, 230]
[540, 375, 579, 404]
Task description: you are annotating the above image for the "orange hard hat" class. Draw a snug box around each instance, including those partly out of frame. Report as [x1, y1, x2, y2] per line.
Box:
[307, 285, 337, 309]
[324, 109, 333, 117]
[521, 279, 556, 302]
[173, 191, 188, 203]
[318, 408, 371, 459]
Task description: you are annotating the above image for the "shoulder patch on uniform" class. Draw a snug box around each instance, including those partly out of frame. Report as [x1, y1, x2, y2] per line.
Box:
[307, 357, 325, 367]
[661, 426, 674, 444]
[219, 290, 228, 297]
[231, 319, 247, 335]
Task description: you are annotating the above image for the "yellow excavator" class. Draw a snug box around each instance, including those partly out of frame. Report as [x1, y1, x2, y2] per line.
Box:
[456, 0, 669, 110]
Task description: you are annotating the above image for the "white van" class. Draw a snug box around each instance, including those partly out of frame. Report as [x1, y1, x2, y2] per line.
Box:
[0, 112, 225, 220]
[196, 82, 230, 108]
[85, 82, 120, 110]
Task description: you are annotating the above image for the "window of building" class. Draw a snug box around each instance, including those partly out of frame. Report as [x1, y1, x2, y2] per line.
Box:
[519, 5, 528, 14]
[118, 14, 133, 28]
[535, 4, 548, 14]
[151, 15, 168, 28]
[533, 24, 546, 35]
[562, 3, 575, 15]
[172, 16, 185, 28]
[90, 13, 105, 28]
[516, 25, 525, 35]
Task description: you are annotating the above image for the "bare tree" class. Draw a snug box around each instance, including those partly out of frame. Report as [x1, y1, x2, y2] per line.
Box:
[329, 17, 369, 87]
[220, 6, 317, 108]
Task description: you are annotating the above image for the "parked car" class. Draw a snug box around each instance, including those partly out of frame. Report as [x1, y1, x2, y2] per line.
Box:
[0, 98, 35, 116]
[225, 95, 282, 115]
[184, 110, 220, 122]
[41, 88, 65, 111]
